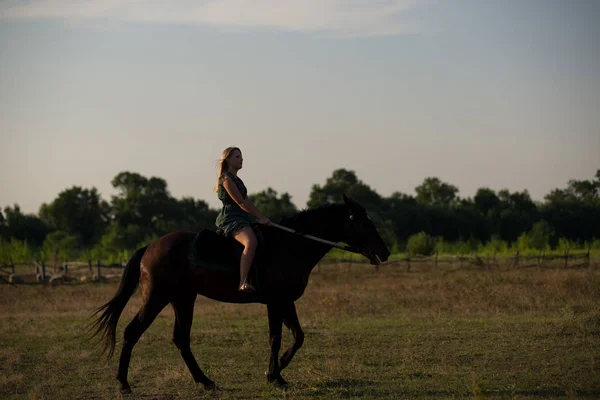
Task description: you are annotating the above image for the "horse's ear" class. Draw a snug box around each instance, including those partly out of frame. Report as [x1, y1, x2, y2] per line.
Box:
[343, 193, 358, 204]
[343, 193, 354, 207]
[343, 194, 365, 213]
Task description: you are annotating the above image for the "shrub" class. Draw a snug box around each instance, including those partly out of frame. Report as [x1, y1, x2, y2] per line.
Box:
[527, 220, 553, 251]
[481, 236, 508, 254]
[0, 237, 36, 263]
[407, 232, 436, 256]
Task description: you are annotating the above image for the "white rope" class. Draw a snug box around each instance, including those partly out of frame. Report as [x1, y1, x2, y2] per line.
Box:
[269, 222, 356, 252]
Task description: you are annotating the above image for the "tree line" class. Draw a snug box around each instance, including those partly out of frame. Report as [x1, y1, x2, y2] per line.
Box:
[1, 168, 599, 262]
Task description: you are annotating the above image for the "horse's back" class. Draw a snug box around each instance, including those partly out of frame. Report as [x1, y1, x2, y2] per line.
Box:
[139, 228, 304, 304]
[140, 231, 197, 286]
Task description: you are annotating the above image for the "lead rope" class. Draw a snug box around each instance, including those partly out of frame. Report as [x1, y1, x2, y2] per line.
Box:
[268, 222, 361, 254]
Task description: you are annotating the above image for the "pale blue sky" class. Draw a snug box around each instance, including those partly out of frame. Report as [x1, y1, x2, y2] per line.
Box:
[1, 0, 598, 213]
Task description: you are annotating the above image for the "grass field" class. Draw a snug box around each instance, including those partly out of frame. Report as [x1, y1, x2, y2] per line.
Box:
[1, 263, 599, 399]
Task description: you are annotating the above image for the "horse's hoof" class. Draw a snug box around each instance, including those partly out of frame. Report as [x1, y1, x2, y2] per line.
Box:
[270, 378, 288, 390]
[120, 387, 132, 395]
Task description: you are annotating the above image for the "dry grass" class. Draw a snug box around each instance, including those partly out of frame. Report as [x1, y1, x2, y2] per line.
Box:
[1, 264, 599, 399]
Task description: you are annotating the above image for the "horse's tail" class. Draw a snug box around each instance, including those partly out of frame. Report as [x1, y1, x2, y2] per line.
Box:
[88, 245, 148, 359]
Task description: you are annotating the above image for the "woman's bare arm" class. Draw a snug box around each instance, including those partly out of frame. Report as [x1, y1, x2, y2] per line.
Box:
[221, 176, 267, 220]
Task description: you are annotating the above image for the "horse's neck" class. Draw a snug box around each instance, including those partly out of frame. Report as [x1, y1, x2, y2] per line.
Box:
[287, 205, 346, 243]
[283, 205, 346, 269]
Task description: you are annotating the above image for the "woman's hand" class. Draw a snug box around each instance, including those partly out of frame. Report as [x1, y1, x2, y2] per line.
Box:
[257, 216, 271, 225]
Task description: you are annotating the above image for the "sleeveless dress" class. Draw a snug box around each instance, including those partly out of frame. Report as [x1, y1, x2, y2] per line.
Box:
[215, 171, 255, 237]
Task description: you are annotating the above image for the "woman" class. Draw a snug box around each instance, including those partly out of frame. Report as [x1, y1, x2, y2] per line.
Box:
[214, 146, 271, 293]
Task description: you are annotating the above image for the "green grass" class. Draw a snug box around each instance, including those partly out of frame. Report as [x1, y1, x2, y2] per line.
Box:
[321, 247, 598, 264]
[1, 265, 600, 399]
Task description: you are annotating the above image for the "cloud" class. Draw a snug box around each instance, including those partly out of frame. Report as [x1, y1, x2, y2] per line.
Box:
[0, 0, 424, 37]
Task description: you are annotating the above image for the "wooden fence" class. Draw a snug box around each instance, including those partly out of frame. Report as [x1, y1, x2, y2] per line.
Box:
[0, 259, 125, 285]
[319, 249, 593, 272]
[0, 249, 595, 284]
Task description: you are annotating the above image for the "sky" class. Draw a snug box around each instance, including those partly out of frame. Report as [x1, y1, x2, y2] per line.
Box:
[1, 0, 599, 213]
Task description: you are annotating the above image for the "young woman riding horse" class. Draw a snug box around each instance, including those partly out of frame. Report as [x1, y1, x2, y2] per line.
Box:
[214, 146, 271, 293]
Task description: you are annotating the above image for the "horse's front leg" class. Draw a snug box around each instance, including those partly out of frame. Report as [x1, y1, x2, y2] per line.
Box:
[266, 302, 287, 389]
[279, 302, 304, 371]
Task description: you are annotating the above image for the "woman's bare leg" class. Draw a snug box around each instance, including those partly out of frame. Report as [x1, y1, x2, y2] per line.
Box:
[232, 227, 258, 291]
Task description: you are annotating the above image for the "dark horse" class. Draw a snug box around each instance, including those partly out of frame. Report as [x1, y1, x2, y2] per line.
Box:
[90, 195, 390, 394]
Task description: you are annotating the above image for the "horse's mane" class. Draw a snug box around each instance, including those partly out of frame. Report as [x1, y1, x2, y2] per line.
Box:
[279, 203, 346, 229]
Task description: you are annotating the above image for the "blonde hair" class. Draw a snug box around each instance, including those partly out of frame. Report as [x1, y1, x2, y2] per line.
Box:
[214, 146, 241, 192]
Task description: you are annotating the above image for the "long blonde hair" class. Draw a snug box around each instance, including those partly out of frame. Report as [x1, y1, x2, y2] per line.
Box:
[214, 146, 241, 192]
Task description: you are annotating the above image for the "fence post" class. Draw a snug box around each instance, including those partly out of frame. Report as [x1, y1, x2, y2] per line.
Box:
[543, 250, 547, 266]
[41, 261, 46, 283]
[64, 259, 68, 276]
[53, 250, 58, 274]
[406, 256, 411, 272]
[9, 257, 15, 274]
[97, 260, 101, 280]
[586, 243, 591, 268]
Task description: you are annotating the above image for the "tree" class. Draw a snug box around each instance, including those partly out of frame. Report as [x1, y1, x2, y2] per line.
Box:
[506, 190, 537, 213]
[155, 197, 218, 233]
[110, 172, 173, 238]
[107, 172, 220, 248]
[42, 231, 80, 261]
[97, 223, 147, 253]
[2, 205, 51, 247]
[39, 186, 109, 246]
[527, 220, 553, 251]
[308, 169, 384, 211]
[474, 188, 500, 216]
[249, 188, 298, 222]
[492, 189, 538, 243]
[541, 169, 600, 242]
[452, 200, 489, 242]
[544, 188, 573, 203]
[564, 170, 600, 202]
[382, 192, 418, 244]
[415, 177, 458, 207]
[175, 197, 218, 231]
[0, 209, 5, 238]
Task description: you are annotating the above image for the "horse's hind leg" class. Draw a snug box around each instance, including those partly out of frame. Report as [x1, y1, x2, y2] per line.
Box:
[116, 294, 170, 394]
[279, 302, 304, 372]
[171, 291, 215, 390]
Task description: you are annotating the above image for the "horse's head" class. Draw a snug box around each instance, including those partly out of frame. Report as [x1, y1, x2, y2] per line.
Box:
[342, 194, 391, 265]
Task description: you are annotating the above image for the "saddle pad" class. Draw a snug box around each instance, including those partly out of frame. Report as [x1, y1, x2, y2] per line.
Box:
[188, 228, 266, 274]
[188, 230, 242, 272]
